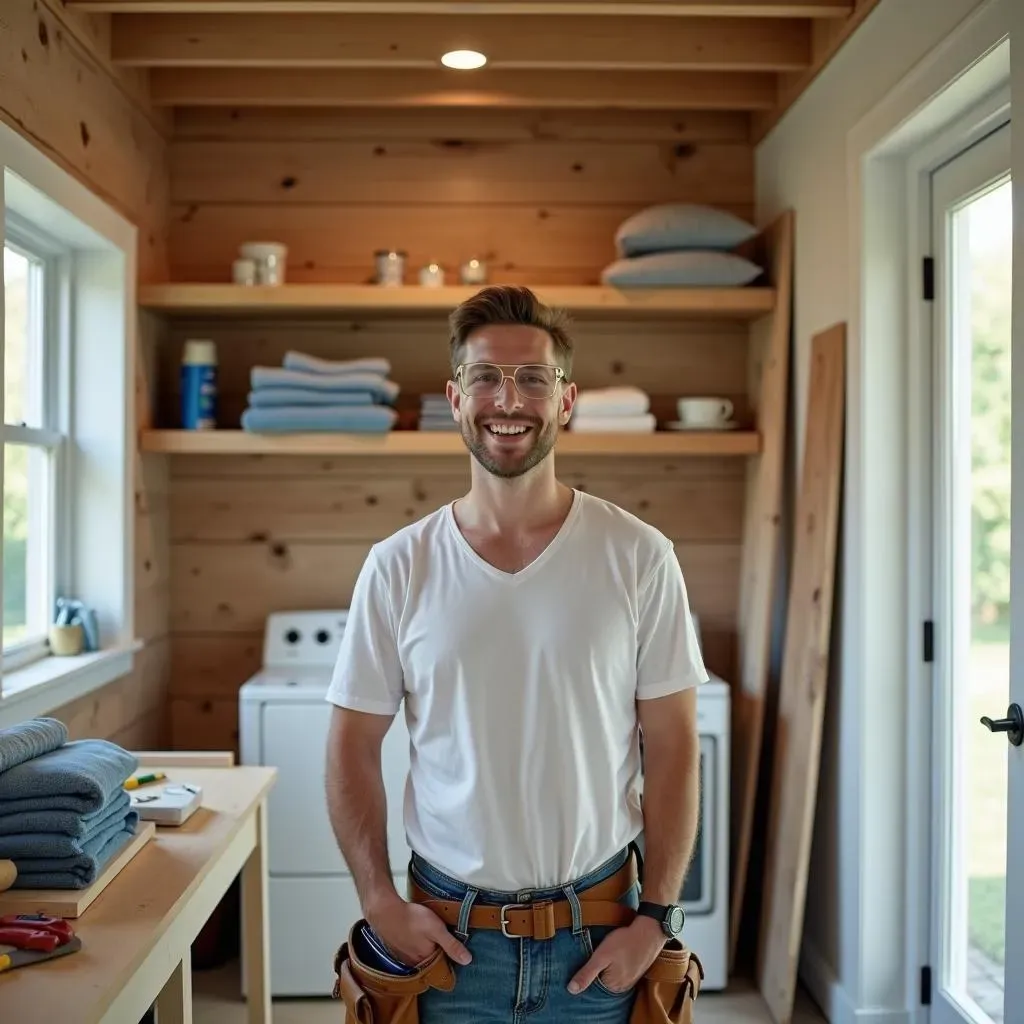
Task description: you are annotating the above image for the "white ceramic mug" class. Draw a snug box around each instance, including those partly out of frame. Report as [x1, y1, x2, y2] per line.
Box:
[677, 397, 734, 427]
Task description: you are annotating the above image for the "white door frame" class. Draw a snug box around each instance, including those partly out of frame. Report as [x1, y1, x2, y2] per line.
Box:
[917, 116, 1013, 1024]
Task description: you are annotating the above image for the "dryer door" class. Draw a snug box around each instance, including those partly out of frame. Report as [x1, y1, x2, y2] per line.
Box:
[261, 701, 412, 875]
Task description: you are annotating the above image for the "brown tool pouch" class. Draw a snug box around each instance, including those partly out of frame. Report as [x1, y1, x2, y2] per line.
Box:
[331, 920, 455, 1024]
[629, 941, 705, 1024]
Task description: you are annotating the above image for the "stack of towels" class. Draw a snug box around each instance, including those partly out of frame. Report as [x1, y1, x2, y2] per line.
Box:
[418, 393, 458, 432]
[241, 351, 400, 434]
[569, 386, 656, 433]
[0, 717, 139, 890]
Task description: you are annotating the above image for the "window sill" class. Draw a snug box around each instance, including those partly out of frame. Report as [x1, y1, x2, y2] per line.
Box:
[0, 642, 140, 728]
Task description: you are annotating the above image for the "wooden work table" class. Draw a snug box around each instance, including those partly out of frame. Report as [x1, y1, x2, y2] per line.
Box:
[0, 760, 277, 1024]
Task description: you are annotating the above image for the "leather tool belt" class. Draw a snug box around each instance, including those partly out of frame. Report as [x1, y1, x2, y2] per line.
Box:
[406, 853, 638, 940]
[331, 851, 705, 1024]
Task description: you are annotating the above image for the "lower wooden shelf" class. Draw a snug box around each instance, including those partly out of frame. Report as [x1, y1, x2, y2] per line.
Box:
[139, 429, 760, 457]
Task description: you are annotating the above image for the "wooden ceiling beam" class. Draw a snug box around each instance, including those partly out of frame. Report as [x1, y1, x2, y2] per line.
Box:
[111, 13, 811, 71]
[69, 1, 853, 18]
[149, 66, 779, 108]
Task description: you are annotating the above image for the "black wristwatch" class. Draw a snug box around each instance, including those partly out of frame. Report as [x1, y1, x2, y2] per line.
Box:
[636, 901, 685, 939]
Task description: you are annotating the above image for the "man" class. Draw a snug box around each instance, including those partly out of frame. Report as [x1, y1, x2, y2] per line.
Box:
[325, 284, 706, 1023]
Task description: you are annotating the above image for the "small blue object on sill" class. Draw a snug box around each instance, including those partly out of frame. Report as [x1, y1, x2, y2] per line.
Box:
[51, 599, 99, 654]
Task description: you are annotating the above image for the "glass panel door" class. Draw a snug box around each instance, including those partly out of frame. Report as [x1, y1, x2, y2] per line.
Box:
[928, 119, 1016, 1024]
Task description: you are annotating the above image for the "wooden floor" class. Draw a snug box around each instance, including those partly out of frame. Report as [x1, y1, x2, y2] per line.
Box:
[192, 957, 829, 1023]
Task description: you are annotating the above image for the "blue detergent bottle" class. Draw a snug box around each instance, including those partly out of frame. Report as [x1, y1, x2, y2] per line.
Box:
[181, 338, 218, 430]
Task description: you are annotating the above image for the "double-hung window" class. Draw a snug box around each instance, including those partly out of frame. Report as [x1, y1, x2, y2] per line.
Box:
[0, 120, 137, 722]
[3, 218, 68, 672]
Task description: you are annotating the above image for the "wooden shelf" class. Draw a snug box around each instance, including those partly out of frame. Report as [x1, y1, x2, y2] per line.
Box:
[139, 429, 760, 457]
[136, 283, 775, 320]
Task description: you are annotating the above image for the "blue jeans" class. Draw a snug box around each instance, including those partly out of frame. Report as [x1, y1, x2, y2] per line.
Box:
[409, 847, 641, 1023]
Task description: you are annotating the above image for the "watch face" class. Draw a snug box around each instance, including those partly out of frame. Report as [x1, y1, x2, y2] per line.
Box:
[668, 906, 685, 934]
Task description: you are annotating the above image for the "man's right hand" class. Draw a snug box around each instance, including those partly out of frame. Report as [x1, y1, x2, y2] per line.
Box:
[364, 893, 473, 969]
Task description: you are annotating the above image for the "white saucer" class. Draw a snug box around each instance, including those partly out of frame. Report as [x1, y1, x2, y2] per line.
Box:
[665, 420, 739, 431]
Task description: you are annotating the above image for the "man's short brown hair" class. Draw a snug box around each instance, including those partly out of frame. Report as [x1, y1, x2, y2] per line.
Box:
[448, 285, 574, 378]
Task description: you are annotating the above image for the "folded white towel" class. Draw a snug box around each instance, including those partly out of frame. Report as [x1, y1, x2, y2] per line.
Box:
[573, 386, 650, 417]
[569, 413, 656, 433]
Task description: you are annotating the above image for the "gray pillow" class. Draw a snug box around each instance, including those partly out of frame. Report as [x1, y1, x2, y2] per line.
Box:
[600, 250, 763, 288]
[615, 203, 758, 257]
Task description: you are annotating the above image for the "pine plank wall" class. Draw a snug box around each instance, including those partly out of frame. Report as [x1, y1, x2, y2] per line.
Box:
[1, 0, 172, 747]
[161, 107, 756, 756]
[3, 0, 757, 758]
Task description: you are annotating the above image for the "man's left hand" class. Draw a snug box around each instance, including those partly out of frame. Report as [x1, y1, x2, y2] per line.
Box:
[567, 915, 666, 995]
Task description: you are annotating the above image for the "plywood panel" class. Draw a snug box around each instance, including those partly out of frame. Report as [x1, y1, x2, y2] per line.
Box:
[170, 139, 753, 206]
[168, 472, 746, 543]
[758, 323, 844, 1023]
[167, 201, 754, 285]
[730, 210, 792, 966]
[172, 107, 753, 144]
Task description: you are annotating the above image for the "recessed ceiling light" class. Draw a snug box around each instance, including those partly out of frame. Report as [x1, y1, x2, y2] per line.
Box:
[441, 49, 487, 70]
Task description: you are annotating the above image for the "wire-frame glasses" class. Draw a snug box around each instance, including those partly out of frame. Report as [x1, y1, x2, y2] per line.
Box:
[455, 362, 566, 400]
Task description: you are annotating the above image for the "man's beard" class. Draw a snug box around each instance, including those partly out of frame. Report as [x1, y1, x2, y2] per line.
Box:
[460, 415, 559, 479]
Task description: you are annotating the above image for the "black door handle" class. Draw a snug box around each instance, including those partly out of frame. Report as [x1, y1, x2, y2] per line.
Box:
[980, 703, 1024, 747]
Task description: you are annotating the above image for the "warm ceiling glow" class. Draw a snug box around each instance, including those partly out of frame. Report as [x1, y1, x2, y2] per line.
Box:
[441, 49, 487, 70]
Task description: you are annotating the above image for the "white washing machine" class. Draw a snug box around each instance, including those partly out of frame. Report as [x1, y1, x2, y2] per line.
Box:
[238, 610, 412, 997]
[239, 609, 730, 996]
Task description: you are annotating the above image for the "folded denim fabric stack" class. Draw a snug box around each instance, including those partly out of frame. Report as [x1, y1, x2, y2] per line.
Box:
[417, 393, 459, 432]
[569, 386, 656, 433]
[241, 350, 400, 434]
[0, 718, 139, 889]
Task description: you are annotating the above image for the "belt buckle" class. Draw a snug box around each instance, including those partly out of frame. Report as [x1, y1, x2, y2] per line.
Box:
[499, 904, 518, 938]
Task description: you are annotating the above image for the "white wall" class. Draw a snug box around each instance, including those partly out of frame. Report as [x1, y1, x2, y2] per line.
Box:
[754, 0, 1018, 1020]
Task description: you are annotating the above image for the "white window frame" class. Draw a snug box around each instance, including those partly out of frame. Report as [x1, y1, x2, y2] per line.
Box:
[3, 213, 71, 672]
[833, 2, 1012, 1020]
[0, 120, 138, 726]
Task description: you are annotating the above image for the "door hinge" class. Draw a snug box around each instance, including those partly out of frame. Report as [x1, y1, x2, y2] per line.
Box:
[923, 620, 934, 663]
[922, 257, 935, 301]
[920, 965, 932, 1005]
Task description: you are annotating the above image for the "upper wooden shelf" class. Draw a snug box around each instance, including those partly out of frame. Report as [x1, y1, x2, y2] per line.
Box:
[139, 429, 760, 457]
[136, 284, 775, 320]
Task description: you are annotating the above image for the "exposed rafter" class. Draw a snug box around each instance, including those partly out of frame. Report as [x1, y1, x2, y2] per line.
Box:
[69, 1, 853, 16]
[110, 13, 812, 71]
[149, 66, 779, 108]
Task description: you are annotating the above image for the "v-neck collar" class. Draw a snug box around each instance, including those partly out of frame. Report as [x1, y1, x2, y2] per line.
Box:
[444, 489, 584, 584]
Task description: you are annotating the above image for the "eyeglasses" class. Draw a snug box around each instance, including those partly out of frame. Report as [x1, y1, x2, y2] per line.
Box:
[455, 362, 566, 400]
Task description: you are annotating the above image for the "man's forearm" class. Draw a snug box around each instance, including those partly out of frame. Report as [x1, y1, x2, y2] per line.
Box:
[639, 728, 701, 905]
[325, 731, 400, 913]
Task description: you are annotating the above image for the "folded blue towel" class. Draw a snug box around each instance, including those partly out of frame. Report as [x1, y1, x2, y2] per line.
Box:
[246, 388, 377, 409]
[250, 367, 400, 405]
[282, 351, 391, 377]
[0, 717, 68, 773]
[0, 789, 131, 837]
[0, 800, 138, 860]
[9, 816, 138, 889]
[241, 405, 398, 434]
[0, 739, 137, 815]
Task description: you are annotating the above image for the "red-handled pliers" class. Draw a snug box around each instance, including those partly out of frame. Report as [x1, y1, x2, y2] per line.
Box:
[0, 913, 75, 947]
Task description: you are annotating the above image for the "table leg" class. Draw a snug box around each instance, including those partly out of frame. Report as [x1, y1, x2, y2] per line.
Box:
[242, 798, 271, 1023]
[155, 952, 193, 1024]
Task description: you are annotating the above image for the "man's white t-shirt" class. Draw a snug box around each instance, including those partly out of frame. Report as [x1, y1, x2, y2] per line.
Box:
[325, 488, 708, 892]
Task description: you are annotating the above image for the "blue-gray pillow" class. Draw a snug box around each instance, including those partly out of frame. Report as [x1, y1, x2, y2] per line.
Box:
[615, 203, 758, 257]
[600, 250, 763, 288]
